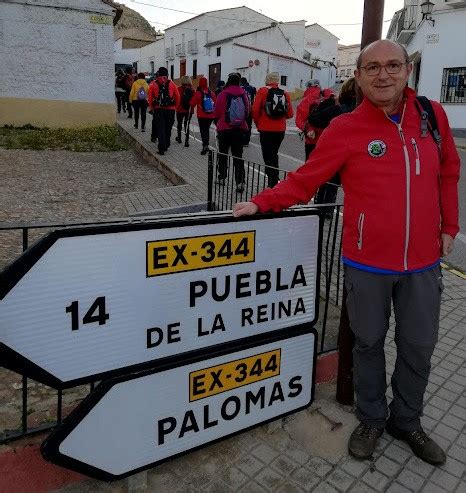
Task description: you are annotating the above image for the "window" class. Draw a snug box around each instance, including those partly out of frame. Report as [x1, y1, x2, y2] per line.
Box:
[193, 59, 197, 78]
[441, 67, 465, 103]
[216, 47, 221, 57]
[346, 68, 351, 76]
[280, 75, 287, 86]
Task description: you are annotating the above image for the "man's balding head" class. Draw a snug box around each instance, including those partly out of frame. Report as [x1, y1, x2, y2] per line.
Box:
[357, 40, 409, 69]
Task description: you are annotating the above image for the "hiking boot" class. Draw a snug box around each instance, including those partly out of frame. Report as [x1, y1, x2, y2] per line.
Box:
[348, 422, 384, 460]
[134, 123, 138, 129]
[236, 183, 244, 194]
[141, 128, 145, 132]
[127, 114, 132, 119]
[151, 137, 157, 143]
[157, 150, 165, 156]
[184, 142, 190, 147]
[385, 418, 446, 465]
[175, 136, 182, 143]
[201, 146, 209, 155]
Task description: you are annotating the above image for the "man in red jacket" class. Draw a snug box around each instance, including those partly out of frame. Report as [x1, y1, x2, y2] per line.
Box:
[253, 72, 294, 188]
[233, 40, 460, 466]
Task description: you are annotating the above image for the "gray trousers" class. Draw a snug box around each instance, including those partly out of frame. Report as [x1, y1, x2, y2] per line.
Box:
[345, 264, 443, 431]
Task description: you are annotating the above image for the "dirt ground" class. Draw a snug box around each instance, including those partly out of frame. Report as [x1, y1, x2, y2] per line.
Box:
[0, 148, 172, 440]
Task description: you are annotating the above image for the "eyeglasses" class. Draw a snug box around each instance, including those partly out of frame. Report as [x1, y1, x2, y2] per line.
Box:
[359, 62, 408, 76]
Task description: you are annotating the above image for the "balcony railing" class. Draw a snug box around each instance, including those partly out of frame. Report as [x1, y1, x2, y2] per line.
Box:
[187, 40, 198, 54]
[175, 43, 186, 56]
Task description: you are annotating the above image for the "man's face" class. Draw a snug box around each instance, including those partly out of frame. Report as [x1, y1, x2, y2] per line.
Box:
[355, 42, 412, 108]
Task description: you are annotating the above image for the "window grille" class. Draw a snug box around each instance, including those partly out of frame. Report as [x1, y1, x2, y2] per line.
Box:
[441, 67, 465, 104]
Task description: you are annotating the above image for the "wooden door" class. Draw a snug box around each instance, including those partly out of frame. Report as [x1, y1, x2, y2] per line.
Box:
[209, 63, 221, 90]
[180, 59, 186, 77]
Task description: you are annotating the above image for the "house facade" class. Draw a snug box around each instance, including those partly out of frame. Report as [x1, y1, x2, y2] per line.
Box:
[336, 44, 360, 82]
[115, 7, 342, 93]
[0, 0, 117, 127]
[387, 0, 466, 129]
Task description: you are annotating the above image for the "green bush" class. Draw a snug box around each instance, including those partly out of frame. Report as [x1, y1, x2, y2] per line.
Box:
[0, 125, 128, 151]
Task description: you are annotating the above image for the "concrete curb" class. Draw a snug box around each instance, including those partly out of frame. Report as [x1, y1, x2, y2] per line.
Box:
[117, 124, 186, 186]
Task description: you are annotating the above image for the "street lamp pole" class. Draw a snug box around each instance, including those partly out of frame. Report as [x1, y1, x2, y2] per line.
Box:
[336, 0, 385, 406]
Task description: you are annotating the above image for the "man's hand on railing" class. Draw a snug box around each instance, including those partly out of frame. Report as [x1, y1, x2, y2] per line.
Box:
[232, 202, 259, 217]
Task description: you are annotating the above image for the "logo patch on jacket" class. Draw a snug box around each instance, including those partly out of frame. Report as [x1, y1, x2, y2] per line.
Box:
[367, 140, 387, 158]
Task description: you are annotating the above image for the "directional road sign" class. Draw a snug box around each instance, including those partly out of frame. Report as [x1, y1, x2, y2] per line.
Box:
[42, 327, 316, 481]
[0, 210, 321, 387]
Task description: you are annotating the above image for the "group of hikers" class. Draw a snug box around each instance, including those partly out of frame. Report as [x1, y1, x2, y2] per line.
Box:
[115, 66, 354, 197]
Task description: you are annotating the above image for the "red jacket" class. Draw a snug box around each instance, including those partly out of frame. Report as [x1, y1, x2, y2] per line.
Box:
[295, 86, 323, 144]
[190, 88, 217, 119]
[252, 84, 293, 132]
[252, 88, 460, 272]
[214, 85, 250, 132]
[148, 77, 180, 111]
[176, 85, 194, 114]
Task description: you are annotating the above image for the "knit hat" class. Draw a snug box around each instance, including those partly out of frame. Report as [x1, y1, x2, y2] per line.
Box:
[158, 67, 168, 76]
[306, 79, 320, 88]
[265, 72, 280, 84]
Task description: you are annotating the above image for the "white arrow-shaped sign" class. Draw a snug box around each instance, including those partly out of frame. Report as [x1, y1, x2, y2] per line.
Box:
[0, 210, 321, 387]
[41, 328, 316, 481]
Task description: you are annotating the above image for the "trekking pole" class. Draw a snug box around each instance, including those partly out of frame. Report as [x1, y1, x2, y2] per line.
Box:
[185, 109, 193, 147]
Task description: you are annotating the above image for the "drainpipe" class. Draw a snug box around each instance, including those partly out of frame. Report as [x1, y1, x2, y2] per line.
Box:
[336, 0, 385, 406]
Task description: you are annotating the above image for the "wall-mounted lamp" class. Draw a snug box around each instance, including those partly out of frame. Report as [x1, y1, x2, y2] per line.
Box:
[421, 1, 435, 27]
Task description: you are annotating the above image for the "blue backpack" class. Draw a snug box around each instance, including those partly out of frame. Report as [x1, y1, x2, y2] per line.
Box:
[201, 90, 215, 113]
[225, 94, 247, 126]
[137, 86, 147, 100]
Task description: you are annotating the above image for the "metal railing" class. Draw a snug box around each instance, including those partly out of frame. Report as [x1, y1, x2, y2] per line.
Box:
[206, 149, 344, 355]
[0, 153, 343, 445]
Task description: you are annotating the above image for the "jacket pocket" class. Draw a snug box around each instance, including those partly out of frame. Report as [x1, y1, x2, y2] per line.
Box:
[357, 212, 365, 250]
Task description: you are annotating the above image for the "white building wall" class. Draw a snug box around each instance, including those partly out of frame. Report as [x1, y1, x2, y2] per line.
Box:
[304, 24, 338, 64]
[279, 21, 306, 58]
[337, 44, 360, 79]
[138, 39, 165, 74]
[238, 29, 295, 58]
[163, 7, 276, 80]
[1, 0, 114, 104]
[232, 45, 314, 91]
[114, 38, 141, 67]
[406, 9, 466, 128]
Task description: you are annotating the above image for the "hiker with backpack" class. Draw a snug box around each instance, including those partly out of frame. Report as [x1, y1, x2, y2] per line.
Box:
[148, 67, 180, 155]
[129, 72, 149, 132]
[124, 67, 136, 119]
[241, 77, 257, 146]
[252, 72, 293, 188]
[115, 70, 127, 114]
[308, 79, 357, 216]
[189, 77, 217, 155]
[175, 75, 194, 146]
[214, 73, 250, 193]
[295, 79, 323, 159]
[233, 40, 460, 468]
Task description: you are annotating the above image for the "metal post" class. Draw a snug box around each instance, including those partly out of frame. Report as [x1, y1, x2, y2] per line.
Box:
[207, 150, 214, 211]
[336, 0, 385, 405]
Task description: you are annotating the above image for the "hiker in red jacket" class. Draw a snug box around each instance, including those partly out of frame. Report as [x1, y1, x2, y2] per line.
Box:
[252, 72, 293, 188]
[175, 75, 194, 146]
[189, 77, 216, 154]
[295, 79, 323, 159]
[148, 67, 180, 155]
[234, 40, 460, 467]
[214, 73, 250, 193]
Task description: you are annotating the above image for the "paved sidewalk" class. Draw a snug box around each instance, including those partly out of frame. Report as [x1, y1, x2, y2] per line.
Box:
[52, 115, 466, 492]
[54, 267, 465, 492]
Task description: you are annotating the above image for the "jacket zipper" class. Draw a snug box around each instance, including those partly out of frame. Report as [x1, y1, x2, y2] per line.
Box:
[357, 213, 365, 250]
[384, 102, 410, 271]
[398, 125, 410, 271]
[412, 138, 420, 175]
